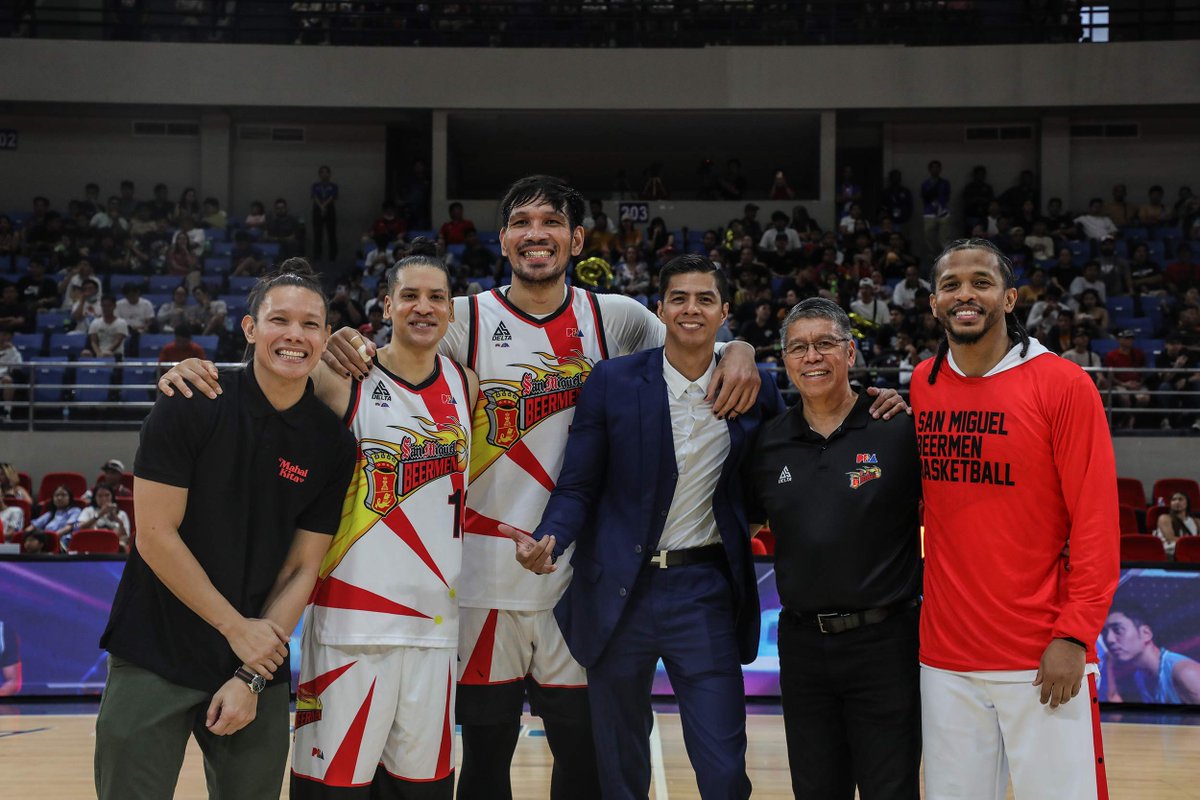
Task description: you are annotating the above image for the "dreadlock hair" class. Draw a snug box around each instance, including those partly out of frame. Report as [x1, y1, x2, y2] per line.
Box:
[384, 237, 450, 294]
[243, 257, 328, 361]
[926, 238, 1030, 385]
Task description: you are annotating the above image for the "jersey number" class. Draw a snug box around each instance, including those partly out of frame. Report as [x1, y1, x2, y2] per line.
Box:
[448, 488, 464, 538]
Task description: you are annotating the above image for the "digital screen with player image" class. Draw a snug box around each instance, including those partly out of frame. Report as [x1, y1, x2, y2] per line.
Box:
[1098, 568, 1200, 706]
[5, 558, 1199, 706]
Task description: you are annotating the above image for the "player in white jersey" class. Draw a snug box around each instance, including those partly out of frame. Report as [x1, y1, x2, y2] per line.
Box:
[162, 242, 479, 799]
[324, 176, 906, 799]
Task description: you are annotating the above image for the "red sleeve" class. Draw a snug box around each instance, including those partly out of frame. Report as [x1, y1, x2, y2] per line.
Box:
[1049, 369, 1120, 650]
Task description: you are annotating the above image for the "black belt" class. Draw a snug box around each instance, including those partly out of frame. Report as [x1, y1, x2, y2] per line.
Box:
[784, 597, 920, 634]
[646, 543, 725, 569]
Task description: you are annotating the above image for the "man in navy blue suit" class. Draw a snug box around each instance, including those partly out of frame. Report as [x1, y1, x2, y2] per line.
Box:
[505, 254, 784, 799]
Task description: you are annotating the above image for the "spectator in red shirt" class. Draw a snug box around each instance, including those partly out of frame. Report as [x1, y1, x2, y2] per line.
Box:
[367, 201, 407, 251]
[1164, 244, 1200, 294]
[1102, 330, 1151, 428]
[157, 324, 207, 374]
[438, 202, 474, 245]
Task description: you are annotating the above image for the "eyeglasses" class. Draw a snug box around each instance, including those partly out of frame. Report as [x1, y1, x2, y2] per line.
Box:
[782, 337, 850, 358]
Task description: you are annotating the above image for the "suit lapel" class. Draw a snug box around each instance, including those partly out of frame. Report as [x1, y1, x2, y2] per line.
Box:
[640, 349, 674, 531]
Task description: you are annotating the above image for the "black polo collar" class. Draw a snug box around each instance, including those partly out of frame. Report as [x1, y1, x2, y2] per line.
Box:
[241, 362, 315, 429]
[787, 389, 872, 443]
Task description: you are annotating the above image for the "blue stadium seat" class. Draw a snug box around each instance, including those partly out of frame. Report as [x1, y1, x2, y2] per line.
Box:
[193, 335, 219, 355]
[29, 363, 67, 404]
[1121, 226, 1148, 243]
[73, 364, 114, 403]
[1111, 316, 1152, 336]
[11, 332, 44, 358]
[1107, 295, 1134, 315]
[1113, 240, 1129, 257]
[220, 294, 248, 319]
[258, 242, 281, 259]
[138, 333, 175, 358]
[107, 273, 147, 293]
[13, 255, 32, 273]
[36, 310, 71, 333]
[149, 275, 185, 294]
[47, 333, 87, 360]
[360, 275, 380, 293]
[119, 365, 157, 402]
[228, 276, 258, 294]
[1144, 240, 1165, 263]
[1067, 240, 1092, 267]
[474, 276, 496, 291]
[205, 256, 232, 275]
[1135, 338, 1164, 355]
[144, 293, 171, 309]
[1091, 339, 1120, 358]
[1155, 226, 1182, 245]
[446, 243, 466, 258]
[210, 240, 236, 256]
[485, 242, 503, 257]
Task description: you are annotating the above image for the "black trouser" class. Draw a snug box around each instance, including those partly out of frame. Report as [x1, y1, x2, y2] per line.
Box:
[456, 678, 599, 800]
[312, 204, 337, 260]
[778, 603, 921, 800]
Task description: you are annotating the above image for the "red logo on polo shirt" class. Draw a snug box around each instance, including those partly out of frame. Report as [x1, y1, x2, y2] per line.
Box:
[279, 458, 309, 484]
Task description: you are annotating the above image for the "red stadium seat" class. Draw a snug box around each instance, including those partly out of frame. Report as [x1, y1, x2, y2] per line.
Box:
[69, 528, 121, 554]
[755, 528, 775, 555]
[1146, 504, 1168, 532]
[1151, 478, 1200, 511]
[116, 496, 136, 537]
[750, 537, 767, 556]
[17, 529, 61, 554]
[18, 471, 33, 496]
[1120, 535, 1167, 563]
[37, 472, 89, 507]
[1174, 538, 1200, 564]
[1118, 505, 1142, 535]
[1116, 477, 1146, 509]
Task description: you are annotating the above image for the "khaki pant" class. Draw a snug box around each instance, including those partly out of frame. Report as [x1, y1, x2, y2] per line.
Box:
[95, 655, 290, 800]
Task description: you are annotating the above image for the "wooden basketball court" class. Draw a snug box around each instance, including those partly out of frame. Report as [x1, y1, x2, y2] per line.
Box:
[2, 708, 1199, 798]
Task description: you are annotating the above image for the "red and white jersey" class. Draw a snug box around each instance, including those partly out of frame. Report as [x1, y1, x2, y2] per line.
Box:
[442, 287, 663, 610]
[308, 355, 472, 648]
[910, 341, 1120, 672]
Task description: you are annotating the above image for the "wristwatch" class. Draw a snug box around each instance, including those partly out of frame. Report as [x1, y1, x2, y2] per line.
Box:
[234, 666, 267, 694]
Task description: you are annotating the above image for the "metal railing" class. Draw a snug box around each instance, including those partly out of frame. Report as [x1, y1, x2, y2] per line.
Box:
[4, 0, 1199, 48]
[3, 361, 1197, 432]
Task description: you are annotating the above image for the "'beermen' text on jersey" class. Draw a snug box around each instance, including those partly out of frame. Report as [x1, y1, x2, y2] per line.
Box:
[307, 355, 472, 647]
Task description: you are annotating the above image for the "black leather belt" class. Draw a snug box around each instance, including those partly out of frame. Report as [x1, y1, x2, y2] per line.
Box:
[784, 597, 920, 634]
[647, 543, 725, 569]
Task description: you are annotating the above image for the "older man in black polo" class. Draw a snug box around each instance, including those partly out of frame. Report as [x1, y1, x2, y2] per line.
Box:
[746, 297, 922, 799]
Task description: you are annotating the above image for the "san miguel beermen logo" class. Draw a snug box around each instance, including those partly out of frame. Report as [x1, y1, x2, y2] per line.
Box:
[481, 353, 592, 449]
[361, 418, 468, 515]
[295, 689, 322, 729]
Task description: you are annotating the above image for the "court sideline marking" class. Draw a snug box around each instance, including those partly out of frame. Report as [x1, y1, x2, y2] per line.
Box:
[650, 711, 669, 799]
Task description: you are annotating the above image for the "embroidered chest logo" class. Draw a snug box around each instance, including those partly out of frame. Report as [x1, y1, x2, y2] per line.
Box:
[360, 418, 469, 514]
[777, 466, 792, 484]
[492, 322, 513, 342]
[371, 381, 392, 403]
[847, 454, 880, 489]
[480, 352, 593, 449]
[278, 458, 309, 484]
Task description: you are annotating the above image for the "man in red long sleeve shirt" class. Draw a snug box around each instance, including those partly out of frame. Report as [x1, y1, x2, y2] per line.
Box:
[911, 238, 1119, 800]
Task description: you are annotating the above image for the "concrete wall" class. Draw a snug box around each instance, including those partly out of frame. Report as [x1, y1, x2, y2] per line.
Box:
[2, 41, 1199, 110]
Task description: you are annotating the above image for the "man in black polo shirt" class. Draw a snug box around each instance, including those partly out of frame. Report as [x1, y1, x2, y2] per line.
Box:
[746, 297, 922, 800]
[95, 269, 356, 800]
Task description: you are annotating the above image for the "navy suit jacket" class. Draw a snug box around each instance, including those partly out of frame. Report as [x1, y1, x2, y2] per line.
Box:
[533, 347, 784, 669]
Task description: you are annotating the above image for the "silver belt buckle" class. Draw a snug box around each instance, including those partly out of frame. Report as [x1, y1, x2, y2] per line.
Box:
[817, 612, 839, 634]
[650, 549, 670, 569]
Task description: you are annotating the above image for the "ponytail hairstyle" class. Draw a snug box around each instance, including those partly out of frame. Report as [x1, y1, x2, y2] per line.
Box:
[243, 257, 328, 361]
[927, 238, 1029, 385]
[384, 237, 450, 294]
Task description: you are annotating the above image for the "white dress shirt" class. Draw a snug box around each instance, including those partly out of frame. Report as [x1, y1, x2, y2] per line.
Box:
[656, 354, 730, 551]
